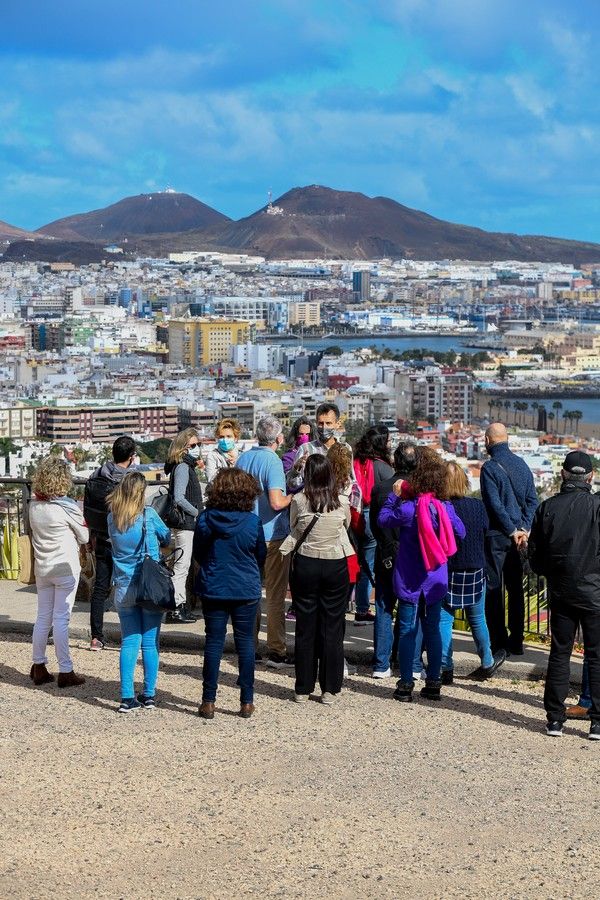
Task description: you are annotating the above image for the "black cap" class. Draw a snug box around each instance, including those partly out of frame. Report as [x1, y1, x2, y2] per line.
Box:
[563, 450, 593, 475]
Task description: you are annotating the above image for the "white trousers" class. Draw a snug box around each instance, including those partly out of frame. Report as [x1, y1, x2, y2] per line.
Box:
[32, 573, 78, 673]
[172, 530, 194, 607]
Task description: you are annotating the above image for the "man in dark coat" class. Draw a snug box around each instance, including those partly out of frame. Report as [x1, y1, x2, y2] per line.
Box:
[369, 442, 417, 677]
[529, 450, 600, 740]
[480, 423, 538, 655]
[84, 435, 136, 649]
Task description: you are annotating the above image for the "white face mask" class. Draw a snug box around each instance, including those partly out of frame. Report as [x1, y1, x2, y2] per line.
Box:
[187, 445, 201, 459]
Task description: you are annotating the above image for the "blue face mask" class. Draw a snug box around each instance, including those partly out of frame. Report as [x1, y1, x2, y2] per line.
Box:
[218, 437, 235, 453]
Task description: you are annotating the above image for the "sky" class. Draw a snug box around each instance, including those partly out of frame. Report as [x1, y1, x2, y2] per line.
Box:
[1, 0, 599, 241]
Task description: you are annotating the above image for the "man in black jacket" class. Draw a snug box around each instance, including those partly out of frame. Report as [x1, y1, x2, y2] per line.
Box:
[369, 442, 417, 677]
[84, 435, 136, 650]
[529, 450, 600, 740]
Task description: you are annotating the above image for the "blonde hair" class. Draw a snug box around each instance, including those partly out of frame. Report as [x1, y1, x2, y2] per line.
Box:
[215, 418, 241, 440]
[32, 456, 72, 498]
[445, 462, 469, 498]
[166, 428, 199, 465]
[107, 471, 146, 532]
[327, 442, 353, 490]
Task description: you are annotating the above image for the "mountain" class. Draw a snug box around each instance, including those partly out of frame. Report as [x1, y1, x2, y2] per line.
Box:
[0, 220, 40, 243]
[37, 191, 230, 241]
[183, 185, 600, 263]
[2, 239, 134, 265]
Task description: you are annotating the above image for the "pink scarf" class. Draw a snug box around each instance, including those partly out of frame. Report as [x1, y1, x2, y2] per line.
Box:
[353, 458, 375, 504]
[416, 493, 457, 572]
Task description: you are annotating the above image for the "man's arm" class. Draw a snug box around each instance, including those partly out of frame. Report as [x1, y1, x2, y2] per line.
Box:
[522, 471, 539, 532]
[268, 488, 292, 511]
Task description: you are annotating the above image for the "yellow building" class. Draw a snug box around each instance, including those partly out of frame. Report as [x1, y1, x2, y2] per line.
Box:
[254, 378, 286, 391]
[168, 318, 250, 366]
[288, 302, 321, 327]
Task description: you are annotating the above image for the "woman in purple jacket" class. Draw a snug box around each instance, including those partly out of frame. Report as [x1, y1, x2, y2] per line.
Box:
[282, 416, 317, 477]
[378, 448, 465, 702]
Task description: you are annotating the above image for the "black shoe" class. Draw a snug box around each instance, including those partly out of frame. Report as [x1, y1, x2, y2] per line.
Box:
[589, 722, 600, 741]
[254, 652, 263, 663]
[507, 639, 524, 656]
[546, 720, 563, 737]
[265, 653, 294, 669]
[137, 694, 157, 710]
[481, 649, 507, 680]
[441, 669, 454, 686]
[393, 680, 414, 703]
[165, 607, 197, 624]
[420, 680, 442, 700]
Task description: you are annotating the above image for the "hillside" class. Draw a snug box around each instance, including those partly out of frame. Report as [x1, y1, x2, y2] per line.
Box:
[37, 191, 230, 241]
[2, 239, 135, 265]
[0, 220, 41, 244]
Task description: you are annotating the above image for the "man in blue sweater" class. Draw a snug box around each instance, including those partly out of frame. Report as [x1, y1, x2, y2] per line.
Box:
[480, 423, 538, 655]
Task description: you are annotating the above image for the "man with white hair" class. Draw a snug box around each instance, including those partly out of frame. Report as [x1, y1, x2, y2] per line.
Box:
[237, 415, 293, 668]
[529, 451, 600, 740]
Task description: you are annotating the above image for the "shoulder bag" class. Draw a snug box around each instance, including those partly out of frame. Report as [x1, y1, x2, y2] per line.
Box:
[151, 475, 186, 530]
[135, 511, 183, 613]
[289, 514, 319, 573]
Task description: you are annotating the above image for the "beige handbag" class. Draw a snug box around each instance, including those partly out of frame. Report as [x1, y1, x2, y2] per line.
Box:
[18, 534, 36, 585]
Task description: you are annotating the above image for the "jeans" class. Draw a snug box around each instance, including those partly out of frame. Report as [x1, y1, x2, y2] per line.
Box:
[117, 605, 164, 700]
[202, 599, 259, 704]
[32, 573, 78, 672]
[485, 533, 525, 652]
[292, 555, 349, 695]
[440, 593, 494, 672]
[373, 572, 395, 672]
[172, 529, 194, 607]
[579, 657, 591, 709]
[544, 596, 600, 724]
[90, 537, 112, 641]
[355, 506, 376, 614]
[397, 596, 442, 683]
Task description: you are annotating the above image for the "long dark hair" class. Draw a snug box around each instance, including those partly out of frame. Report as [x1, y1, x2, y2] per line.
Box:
[284, 415, 317, 450]
[354, 425, 391, 465]
[303, 455, 340, 513]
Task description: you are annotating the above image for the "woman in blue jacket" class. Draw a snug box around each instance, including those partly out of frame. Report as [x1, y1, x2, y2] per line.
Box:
[107, 472, 171, 713]
[193, 468, 266, 720]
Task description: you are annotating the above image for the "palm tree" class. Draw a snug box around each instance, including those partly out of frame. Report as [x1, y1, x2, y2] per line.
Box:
[512, 401, 520, 425]
[572, 410, 583, 434]
[531, 401, 539, 428]
[563, 410, 572, 434]
[503, 399, 511, 423]
[521, 401, 529, 425]
[548, 411, 556, 432]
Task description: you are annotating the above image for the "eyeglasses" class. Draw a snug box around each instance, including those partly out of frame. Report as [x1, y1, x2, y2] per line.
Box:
[188, 442, 199, 448]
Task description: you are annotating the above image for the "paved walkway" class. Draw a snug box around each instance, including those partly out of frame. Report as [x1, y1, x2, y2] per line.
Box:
[0, 578, 582, 683]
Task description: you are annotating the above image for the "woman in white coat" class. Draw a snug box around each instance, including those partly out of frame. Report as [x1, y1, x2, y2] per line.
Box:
[29, 456, 89, 687]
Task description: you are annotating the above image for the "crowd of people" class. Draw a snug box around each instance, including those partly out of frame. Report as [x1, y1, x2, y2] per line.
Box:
[26, 407, 600, 738]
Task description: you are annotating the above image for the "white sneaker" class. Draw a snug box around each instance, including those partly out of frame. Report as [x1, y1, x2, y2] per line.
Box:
[321, 692, 335, 705]
[294, 693, 309, 703]
[344, 661, 357, 677]
[372, 667, 392, 679]
[413, 671, 425, 681]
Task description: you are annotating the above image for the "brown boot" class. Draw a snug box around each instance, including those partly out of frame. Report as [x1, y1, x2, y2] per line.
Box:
[198, 701, 215, 719]
[239, 703, 255, 719]
[57, 671, 85, 688]
[30, 664, 54, 686]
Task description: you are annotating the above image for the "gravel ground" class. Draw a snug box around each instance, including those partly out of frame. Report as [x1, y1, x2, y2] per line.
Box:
[0, 631, 598, 900]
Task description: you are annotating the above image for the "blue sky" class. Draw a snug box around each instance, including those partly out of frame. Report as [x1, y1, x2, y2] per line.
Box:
[1, 0, 599, 241]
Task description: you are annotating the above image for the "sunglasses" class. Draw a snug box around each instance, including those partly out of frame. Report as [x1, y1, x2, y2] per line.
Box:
[188, 442, 199, 448]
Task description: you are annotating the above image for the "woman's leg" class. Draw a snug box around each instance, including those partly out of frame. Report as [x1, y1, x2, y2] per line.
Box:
[201, 603, 229, 703]
[412, 616, 425, 678]
[51, 575, 78, 673]
[440, 602, 455, 674]
[32, 575, 55, 666]
[373, 575, 395, 673]
[231, 600, 260, 704]
[117, 606, 143, 700]
[396, 600, 420, 683]
[466, 593, 494, 669]
[317, 558, 350, 695]
[292, 557, 320, 695]
[355, 507, 376, 615]
[140, 608, 164, 698]
[421, 600, 442, 682]
[171, 529, 194, 608]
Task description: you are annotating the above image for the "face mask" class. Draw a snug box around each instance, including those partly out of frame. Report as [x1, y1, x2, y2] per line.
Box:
[317, 427, 335, 442]
[218, 437, 235, 453]
[187, 445, 201, 459]
[296, 434, 310, 447]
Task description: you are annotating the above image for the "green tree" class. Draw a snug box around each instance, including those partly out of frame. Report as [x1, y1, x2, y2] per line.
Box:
[572, 410, 583, 434]
[323, 345, 343, 356]
[0, 438, 17, 457]
[342, 419, 368, 448]
[137, 438, 172, 463]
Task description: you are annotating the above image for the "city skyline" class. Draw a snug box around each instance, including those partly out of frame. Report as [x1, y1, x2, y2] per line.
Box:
[1, 0, 599, 242]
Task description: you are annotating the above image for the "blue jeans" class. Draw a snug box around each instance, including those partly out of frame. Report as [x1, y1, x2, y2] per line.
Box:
[397, 596, 442, 683]
[117, 605, 164, 700]
[202, 599, 259, 704]
[355, 506, 376, 614]
[373, 577, 395, 672]
[440, 593, 494, 672]
[579, 657, 591, 709]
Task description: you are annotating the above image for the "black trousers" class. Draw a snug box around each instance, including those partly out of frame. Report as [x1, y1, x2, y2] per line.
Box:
[291, 556, 349, 696]
[90, 537, 113, 641]
[544, 596, 600, 723]
[484, 533, 525, 653]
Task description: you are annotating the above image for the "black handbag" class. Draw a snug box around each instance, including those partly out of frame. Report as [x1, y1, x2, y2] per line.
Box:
[151, 481, 185, 530]
[135, 511, 183, 613]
